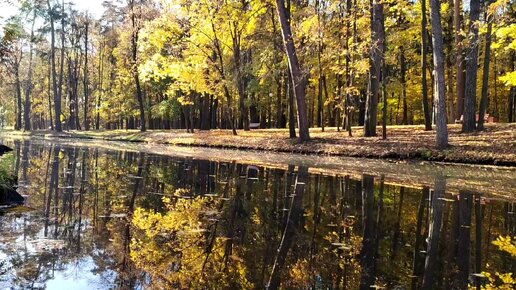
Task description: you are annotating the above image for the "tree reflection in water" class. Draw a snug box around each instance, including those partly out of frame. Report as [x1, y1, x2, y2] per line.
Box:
[0, 141, 513, 289]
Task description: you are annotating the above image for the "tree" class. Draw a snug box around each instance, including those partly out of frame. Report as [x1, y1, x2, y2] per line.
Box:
[430, 0, 449, 148]
[128, 0, 146, 132]
[455, 0, 466, 119]
[463, 0, 481, 132]
[275, 0, 310, 141]
[478, 7, 493, 131]
[23, 2, 39, 131]
[421, 0, 432, 131]
[364, 0, 385, 137]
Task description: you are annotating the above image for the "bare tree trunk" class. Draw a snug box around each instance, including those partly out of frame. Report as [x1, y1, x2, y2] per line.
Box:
[23, 10, 36, 131]
[275, 0, 310, 141]
[430, 0, 449, 149]
[129, 0, 146, 132]
[455, 0, 466, 119]
[48, 1, 61, 131]
[57, 0, 66, 131]
[364, 0, 384, 137]
[83, 15, 90, 130]
[478, 13, 493, 131]
[287, 70, 296, 138]
[14, 68, 22, 130]
[463, 0, 480, 132]
[401, 47, 408, 125]
[421, 0, 432, 130]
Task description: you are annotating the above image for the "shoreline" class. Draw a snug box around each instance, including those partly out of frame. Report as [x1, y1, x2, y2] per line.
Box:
[0, 123, 515, 167]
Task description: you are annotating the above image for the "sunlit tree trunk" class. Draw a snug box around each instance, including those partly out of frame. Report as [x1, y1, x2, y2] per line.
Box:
[364, 0, 384, 137]
[429, 0, 449, 149]
[455, 0, 466, 119]
[478, 12, 493, 131]
[276, 0, 310, 141]
[24, 10, 36, 131]
[129, 0, 146, 132]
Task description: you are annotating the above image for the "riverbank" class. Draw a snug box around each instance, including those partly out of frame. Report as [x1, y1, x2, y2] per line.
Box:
[1, 123, 515, 166]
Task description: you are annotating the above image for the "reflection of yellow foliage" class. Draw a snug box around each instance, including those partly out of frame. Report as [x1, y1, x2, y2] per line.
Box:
[287, 259, 312, 289]
[473, 236, 516, 289]
[131, 192, 253, 289]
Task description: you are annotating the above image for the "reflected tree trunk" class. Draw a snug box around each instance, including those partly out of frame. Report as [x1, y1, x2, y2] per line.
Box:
[421, 175, 445, 289]
[267, 165, 308, 289]
[360, 174, 377, 289]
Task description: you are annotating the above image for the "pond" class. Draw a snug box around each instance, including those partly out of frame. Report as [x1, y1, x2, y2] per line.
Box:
[0, 138, 514, 289]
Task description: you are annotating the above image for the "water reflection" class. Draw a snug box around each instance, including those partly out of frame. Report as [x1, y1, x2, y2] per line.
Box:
[0, 140, 514, 289]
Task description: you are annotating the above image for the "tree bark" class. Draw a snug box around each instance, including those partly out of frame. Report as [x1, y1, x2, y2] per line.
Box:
[421, 0, 432, 130]
[48, 0, 62, 132]
[463, 0, 481, 132]
[129, 0, 146, 132]
[477, 13, 493, 131]
[430, 0, 449, 149]
[23, 10, 36, 131]
[275, 0, 310, 141]
[364, 0, 384, 137]
[83, 15, 90, 130]
[455, 0, 466, 119]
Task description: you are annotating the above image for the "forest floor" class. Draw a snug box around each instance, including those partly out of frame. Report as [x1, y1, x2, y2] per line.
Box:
[1, 123, 515, 166]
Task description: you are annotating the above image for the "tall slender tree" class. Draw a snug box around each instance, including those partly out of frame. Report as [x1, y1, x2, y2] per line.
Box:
[421, 0, 432, 130]
[129, 0, 146, 132]
[455, 0, 466, 119]
[463, 0, 481, 132]
[364, 0, 385, 137]
[275, 0, 310, 141]
[430, 0, 449, 148]
[478, 8, 493, 131]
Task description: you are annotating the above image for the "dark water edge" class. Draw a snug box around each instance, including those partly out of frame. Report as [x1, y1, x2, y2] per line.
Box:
[0, 138, 514, 289]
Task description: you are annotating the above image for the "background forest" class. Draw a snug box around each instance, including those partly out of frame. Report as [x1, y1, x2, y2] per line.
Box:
[0, 0, 515, 145]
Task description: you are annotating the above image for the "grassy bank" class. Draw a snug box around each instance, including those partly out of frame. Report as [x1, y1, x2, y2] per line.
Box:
[1, 123, 515, 166]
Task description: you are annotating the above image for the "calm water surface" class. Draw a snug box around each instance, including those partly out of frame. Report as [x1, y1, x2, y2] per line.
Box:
[0, 139, 514, 289]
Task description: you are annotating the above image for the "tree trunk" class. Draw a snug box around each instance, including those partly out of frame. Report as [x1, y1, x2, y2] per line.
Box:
[83, 16, 90, 130]
[421, 0, 432, 130]
[287, 70, 296, 138]
[430, 0, 449, 149]
[462, 0, 480, 132]
[15, 68, 22, 131]
[401, 47, 408, 125]
[455, 0, 466, 119]
[130, 0, 146, 132]
[364, 0, 384, 137]
[275, 0, 310, 141]
[477, 14, 492, 131]
[48, 0, 62, 132]
[200, 93, 210, 130]
[24, 10, 36, 131]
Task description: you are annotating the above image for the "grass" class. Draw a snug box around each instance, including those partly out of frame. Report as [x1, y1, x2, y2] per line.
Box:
[1, 123, 515, 166]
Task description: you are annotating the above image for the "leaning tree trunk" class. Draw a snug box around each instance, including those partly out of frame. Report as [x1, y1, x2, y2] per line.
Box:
[463, 0, 481, 132]
[430, 0, 449, 149]
[275, 0, 310, 141]
[477, 13, 493, 131]
[364, 0, 384, 137]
